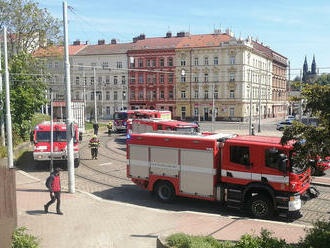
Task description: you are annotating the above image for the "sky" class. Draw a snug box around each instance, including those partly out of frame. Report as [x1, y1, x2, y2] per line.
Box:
[39, 0, 330, 78]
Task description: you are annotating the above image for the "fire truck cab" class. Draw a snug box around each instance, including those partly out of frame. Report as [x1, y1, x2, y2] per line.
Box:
[127, 132, 313, 219]
[33, 121, 80, 168]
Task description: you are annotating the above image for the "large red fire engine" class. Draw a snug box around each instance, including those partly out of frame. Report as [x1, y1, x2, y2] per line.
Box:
[33, 121, 80, 167]
[113, 110, 171, 132]
[127, 119, 199, 134]
[127, 132, 314, 219]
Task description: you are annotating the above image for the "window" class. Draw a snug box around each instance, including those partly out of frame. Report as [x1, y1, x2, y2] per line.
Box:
[122, 91, 126, 100]
[75, 92, 79, 100]
[194, 75, 199, 82]
[122, 76, 126, 84]
[214, 90, 218, 99]
[54, 62, 59, 68]
[106, 75, 110, 83]
[168, 90, 173, 99]
[160, 58, 164, 67]
[78, 63, 83, 71]
[265, 149, 285, 170]
[90, 77, 95, 85]
[194, 57, 199, 66]
[114, 91, 118, 100]
[152, 59, 156, 67]
[160, 74, 164, 83]
[91, 92, 94, 100]
[181, 59, 186, 66]
[168, 57, 173, 66]
[181, 106, 186, 119]
[147, 91, 152, 100]
[152, 74, 157, 83]
[138, 74, 144, 83]
[106, 106, 111, 116]
[214, 57, 218, 65]
[138, 90, 144, 100]
[181, 75, 186, 83]
[160, 90, 164, 99]
[114, 76, 118, 85]
[153, 90, 156, 99]
[97, 91, 102, 100]
[75, 76, 80, 85]
[106, 91, 110, 100]
[116, 61, 122, 68]
[130, 91, 135, 100]
[204, 73, 208, 82]
[229, 107, 235, 116]
[230, 146, 250, 166]
[168, 74, 173, 83]
[98, 76, 102, 83]
[146, 59, 151, 67]
[194, 107, 199, 117]
[230, 90, 235, 98]
[230, 55, 235, 65]
[194, 90, 199, 99]
[147, 74, 152, 83]
[102, 62, 109, 69]
[204, 90, 209, 99]
[138, 59, 143, 67]
[230, 72, 235, 81]
[131, 75, 136, 83]
[181, 91, 186, 99]
[204, 57, 209, 65]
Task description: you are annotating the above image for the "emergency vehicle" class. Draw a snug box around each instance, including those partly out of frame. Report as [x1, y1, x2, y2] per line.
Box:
[113, 109, 171, 132]
[33, 121, 80, 167]
[127, 119, 199, 134]
[127, 132, 314, 219]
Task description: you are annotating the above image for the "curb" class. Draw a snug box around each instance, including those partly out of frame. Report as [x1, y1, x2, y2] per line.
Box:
[311, 181, 330, 188]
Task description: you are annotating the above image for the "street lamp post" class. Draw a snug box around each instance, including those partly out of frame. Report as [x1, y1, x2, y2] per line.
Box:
[93, 67, 97, 122]
[249, 69, 253, 135]
[258, 71, 262, 132]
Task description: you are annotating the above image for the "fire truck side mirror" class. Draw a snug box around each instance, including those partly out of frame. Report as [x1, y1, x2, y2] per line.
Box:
[279, 154, 288, 173]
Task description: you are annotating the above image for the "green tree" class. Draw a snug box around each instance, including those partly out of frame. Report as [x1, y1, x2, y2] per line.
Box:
[0, 0, 62, 55]
[6, 52, 47, 140]
[281, 75, 330, 171]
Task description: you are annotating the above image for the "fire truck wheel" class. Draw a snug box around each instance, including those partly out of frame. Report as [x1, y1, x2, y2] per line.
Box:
[249, 195, 273, 219]
[155, 181, 175, 202]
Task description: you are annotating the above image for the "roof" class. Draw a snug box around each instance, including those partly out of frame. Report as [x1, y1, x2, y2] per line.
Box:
[129, 36, 185, 51]
[252, 40, 287, 63]
[75, 43, 133, 55]
[176, 33, 232, 48]
[134, 132, 235, 140]
[33, 44, 87, 57]
[230, 135, 283, 145]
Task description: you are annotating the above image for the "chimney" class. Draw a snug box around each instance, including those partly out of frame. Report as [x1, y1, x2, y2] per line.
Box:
[214, 29, 221, 35]
[166, 31, 172, 38]
[133, 37, 138, 43]
[111, 39, 117, 44]
[177, 31, 185, 37]
[98, 39, 105, 45]
[73, 40, 80, 45]
[139, 34, 146, 40]
[85, 41, 88, 45]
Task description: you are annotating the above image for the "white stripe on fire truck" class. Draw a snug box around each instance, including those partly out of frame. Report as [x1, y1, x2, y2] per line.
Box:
[150, 162, 179, 170]
[221, 170, 289, 184]
[181, 165, 216, 175]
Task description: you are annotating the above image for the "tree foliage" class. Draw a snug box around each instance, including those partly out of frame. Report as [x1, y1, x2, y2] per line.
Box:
[0, 0, 62, 55]
[281, 75, 330, 169]
[5, 52, 48, 139]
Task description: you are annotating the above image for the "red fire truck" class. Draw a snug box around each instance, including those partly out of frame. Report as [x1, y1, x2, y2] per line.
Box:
[113, 109, 171, 132]
[127, 132, 314, 219]
[127, 119, 199, 134]
[32, 121, 80, 167]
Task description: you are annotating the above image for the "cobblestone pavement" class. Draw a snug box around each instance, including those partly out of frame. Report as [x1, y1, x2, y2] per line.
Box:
[19, 130, 330, 226]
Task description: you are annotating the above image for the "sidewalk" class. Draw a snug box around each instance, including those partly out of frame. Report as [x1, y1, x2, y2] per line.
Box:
[16, 170, 311, 248]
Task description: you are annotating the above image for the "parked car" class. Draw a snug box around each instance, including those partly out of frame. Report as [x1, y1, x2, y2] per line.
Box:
[286, 115, 295, 121]
[276, 121, 292, 131]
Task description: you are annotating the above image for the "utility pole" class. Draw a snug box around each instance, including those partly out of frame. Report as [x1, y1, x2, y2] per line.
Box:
[211, 82, 215, 132]
[63, 1, 75, 193]
[249, 69, 253, 135]
[3, 27, 14, 168]
[0, 40, 5, 146]
[288, 61, 291, 115]
[83, 71, 86, 120]
[93, 67, 97, 122]
[299, 69, 303, 122]
[50, 89, 54, 173]
[258, 71, 261, 132]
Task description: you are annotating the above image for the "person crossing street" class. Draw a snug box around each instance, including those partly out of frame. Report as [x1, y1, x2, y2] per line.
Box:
[89, 135, 100, 159]
[44, 168, 63, 215]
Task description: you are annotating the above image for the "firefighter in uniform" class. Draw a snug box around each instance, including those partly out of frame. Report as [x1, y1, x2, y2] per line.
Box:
[107, 120, 113, 136]
[89, 135, 100, 159]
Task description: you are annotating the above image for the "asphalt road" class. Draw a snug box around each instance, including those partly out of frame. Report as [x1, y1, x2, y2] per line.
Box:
[17, 130, 330, 226]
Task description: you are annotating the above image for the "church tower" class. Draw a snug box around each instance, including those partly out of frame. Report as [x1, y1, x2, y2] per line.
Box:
[311, 55, 316, 75]
[303, 56, 308, 82]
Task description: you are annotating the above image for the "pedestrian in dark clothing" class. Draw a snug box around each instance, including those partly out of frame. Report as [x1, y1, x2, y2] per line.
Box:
[93, 122, 99, 135]
[44, 168, 63, 215]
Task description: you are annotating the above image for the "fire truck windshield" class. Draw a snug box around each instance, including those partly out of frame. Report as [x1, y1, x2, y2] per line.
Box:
[36, 131, 76, 142]
[114, 112, 127, 120]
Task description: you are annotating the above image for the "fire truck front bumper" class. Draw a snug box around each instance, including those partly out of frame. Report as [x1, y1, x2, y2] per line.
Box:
[33, 151, 79, 161]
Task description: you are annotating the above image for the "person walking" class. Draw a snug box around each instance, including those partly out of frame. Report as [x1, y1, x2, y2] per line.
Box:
[89, 135, 100, 159]
[93, 122, 99, 135]
[44, 168, 63, 215]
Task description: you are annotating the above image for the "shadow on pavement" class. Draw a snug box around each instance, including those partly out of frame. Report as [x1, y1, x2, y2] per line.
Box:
[17, 188, 48, 193]
[26, 210, 47, 215]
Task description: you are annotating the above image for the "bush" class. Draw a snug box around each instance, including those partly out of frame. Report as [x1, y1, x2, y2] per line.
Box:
[12, 227, 39, 248]
[299, 221, 330, 248]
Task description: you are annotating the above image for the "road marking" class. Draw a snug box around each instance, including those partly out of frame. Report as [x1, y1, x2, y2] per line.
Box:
[99, 162, 112, 166]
